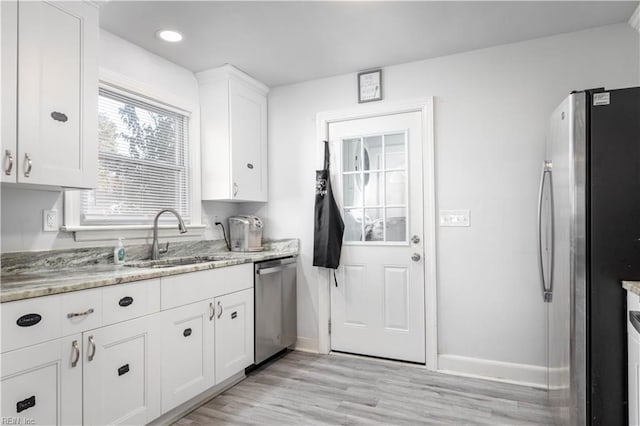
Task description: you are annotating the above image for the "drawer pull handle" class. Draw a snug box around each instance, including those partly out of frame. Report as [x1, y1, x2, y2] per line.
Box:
[118, 296, 134, 307]
[88, 335, 96, 361]
[16, 395, 36, 413]
[23, 153, 32, 177]
[16, 313, 41, 327]
[5, 149, 14, 175]
[183, 328, 192, 337]
[231, 311, 238, 319]
[118, 364, 130, 376]
[217, 301, 223, 319]
[51, 111, 68, 122]
[209, 302, 214, 321]
[71, 340, 80, 367]
[67, 308, 94, 319]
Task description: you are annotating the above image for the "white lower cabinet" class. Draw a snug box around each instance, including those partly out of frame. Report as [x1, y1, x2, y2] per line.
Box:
[1, 334, 82, 425]
[161, 300, 215, 413]
[1, 263, 257, 425]
[83, 315, 160, 425]
[215, 288, 254, 384]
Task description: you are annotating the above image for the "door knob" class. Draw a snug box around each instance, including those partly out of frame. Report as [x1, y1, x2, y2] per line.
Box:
[411, 235, 420, 244]
[411, 253, 421, 262]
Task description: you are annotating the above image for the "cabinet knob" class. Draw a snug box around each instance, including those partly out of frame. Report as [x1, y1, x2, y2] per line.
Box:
[247, 163, 254, 169]
[4, 150, 14, 176]
[118, 296, 134, 307]
[50, 111, 68, 123]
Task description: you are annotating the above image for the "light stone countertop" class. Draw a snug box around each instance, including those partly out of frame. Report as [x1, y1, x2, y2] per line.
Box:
[1, 239, 298, 303]
[623, 281, 640, 297]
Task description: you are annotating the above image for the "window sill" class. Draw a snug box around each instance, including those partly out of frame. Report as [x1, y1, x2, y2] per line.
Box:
[60, 224, 207, 242]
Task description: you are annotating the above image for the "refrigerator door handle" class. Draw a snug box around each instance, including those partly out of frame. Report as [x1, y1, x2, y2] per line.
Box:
[537, 161, 554, 303]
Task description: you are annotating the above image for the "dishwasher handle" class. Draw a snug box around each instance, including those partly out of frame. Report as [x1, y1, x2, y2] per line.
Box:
[256, 263, 296, 275]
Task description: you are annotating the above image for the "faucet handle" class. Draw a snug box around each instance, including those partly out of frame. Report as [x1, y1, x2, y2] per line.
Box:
[159, 242, 170, 255]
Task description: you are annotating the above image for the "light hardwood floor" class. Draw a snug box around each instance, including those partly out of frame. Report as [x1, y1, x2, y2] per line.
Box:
[175, 351, 552, 425]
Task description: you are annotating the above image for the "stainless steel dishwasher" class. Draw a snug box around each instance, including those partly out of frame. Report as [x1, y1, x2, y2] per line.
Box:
[254, 257, 297, 364]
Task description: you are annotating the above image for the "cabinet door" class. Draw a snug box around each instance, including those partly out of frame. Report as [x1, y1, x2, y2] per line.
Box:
[160, 300, 215, 414]
[1, 334, 82, 425]
[229, 78, 267, 201]
[215, 289, 254, 384]
[1, 0, 17, 183]
[17, 1, 97, 188]
[83, 315, 160, 425]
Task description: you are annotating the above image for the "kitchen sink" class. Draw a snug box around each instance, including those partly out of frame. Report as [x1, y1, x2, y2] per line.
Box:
[124, 256, 228, 269]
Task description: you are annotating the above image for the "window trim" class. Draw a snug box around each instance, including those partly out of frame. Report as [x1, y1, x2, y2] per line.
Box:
[63, 68, 204, 241]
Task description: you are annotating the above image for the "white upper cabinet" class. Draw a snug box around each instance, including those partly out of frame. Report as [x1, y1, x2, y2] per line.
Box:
[197, 65, 268, 202]
[1, 1, 98, 188]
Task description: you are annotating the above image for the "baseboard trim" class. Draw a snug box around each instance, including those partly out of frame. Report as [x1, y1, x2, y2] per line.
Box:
[294, 337, 319, 353]
[149, 371, 245, 425]
[438, 354, 547, 389]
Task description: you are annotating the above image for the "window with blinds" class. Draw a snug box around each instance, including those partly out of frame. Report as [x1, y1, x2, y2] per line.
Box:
[80, 87, 190, 225]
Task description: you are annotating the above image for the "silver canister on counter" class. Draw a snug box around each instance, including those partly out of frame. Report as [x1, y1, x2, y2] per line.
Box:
[228, 215, 263, 251]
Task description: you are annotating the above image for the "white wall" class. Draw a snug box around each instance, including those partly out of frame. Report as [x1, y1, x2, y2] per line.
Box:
[0, 30, 239, 252]
[249, 23, 639, 381]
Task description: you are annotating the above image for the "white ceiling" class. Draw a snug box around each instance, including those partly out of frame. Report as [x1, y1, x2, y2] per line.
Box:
[99, 1, 639, 88]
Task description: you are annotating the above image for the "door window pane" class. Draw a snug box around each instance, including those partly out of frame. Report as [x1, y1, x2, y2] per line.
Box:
[343, 138, 361, 172]
[363, 172, 383, 207]
[385, 171, 406, 205]
[386, 208, 407, 242]
[363, 136, 383, 171]
[344, 208, 363, 242]
[343, 174, 362, 207]
[364, 208, 383, 241]
[385, 133, 406, 169]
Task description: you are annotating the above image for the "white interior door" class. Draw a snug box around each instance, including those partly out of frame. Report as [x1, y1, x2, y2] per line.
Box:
[329, 111, 426, 363]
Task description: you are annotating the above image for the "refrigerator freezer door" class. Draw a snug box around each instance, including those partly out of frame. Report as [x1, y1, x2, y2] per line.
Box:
[547, 92, 587, 426]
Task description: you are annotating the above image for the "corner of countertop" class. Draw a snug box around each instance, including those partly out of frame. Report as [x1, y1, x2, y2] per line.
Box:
[623, 281, 640, 296]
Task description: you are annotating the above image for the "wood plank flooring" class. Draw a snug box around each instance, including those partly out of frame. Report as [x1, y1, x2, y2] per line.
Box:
[175, 351, 552, 425]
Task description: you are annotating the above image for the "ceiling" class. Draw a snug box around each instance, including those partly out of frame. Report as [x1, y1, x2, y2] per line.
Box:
[99, 1, 639, 88]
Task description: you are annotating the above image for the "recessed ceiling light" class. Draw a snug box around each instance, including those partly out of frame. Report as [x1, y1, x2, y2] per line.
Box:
[156, 30, 183, 43]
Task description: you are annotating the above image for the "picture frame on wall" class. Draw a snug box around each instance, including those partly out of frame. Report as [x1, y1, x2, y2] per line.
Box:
[358, 69, 382, 103]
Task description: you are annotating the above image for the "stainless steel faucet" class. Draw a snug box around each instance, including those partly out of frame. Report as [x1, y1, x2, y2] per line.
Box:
[151, 208, 188, 260]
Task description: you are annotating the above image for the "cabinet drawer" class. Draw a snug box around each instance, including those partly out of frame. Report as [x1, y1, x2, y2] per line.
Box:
[102, 279, 160, 326]
[161, 264, 253, 310]
[1, 296, 62, 353]
[61, 288, 102, 336]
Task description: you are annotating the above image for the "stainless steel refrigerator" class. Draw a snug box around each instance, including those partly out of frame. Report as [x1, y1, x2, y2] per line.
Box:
[540, 87, 640, 425]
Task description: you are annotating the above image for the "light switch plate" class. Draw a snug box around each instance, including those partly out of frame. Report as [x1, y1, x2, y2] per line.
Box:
[43, 209, 58, 232]
[439, 209, 470, 227]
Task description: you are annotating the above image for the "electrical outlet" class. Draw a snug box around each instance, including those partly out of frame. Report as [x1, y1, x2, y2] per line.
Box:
[43, 209, 58, 232]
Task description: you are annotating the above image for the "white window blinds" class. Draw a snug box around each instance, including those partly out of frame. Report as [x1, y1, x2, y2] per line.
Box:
[80, 87, 190, 225]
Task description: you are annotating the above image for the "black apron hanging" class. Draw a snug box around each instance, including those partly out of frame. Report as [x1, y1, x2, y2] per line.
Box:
[313, 140, 344, 271]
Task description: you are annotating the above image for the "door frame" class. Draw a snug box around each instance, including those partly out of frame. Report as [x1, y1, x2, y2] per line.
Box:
[315, 98, 438, 370]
